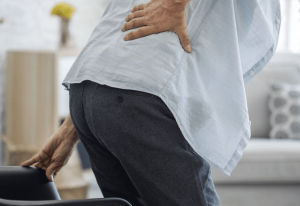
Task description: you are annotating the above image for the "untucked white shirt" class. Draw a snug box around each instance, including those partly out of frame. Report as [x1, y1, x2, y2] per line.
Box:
[63, 0, 281, 175]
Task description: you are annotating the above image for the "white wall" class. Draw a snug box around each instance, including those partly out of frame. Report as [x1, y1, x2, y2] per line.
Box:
[0, 0, 110, 165]
[278, 0, 300, 52]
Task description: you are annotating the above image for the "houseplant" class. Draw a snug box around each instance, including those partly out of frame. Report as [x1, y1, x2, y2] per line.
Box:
[51, 3, 75, 47]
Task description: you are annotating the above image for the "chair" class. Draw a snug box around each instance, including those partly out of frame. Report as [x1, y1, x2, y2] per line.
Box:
[0, 166, 131, 206]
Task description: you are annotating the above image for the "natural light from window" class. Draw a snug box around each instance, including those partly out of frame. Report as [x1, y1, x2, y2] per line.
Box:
[278, 0, 300, 52]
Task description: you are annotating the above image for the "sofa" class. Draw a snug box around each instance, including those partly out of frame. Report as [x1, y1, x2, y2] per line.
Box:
[210, 53, 300, 206]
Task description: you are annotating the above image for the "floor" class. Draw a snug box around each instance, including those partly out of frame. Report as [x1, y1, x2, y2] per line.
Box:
[82, 169, 300, 206]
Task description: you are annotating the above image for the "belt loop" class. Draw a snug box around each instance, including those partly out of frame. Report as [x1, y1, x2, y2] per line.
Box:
[96, 85, 99, 90]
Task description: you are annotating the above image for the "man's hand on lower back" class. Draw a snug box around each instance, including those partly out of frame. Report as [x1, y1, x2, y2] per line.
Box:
[121, 0, 192, 53]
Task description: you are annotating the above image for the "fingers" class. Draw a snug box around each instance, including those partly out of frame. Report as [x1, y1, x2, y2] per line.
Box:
[21, 153, 40, 167]
[53, 168, 61, 178]
[46, 162, 60, 182]
[123, 26, 157, 41]
[34, 161, 47, 171]
[121, 17, 147, 32]
[125, 10, 144, 22]
[175, 29, 192, 53]
[131, 4, 145, 13]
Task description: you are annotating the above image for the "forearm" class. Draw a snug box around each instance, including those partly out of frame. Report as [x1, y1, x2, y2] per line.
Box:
[59, 113, 79, 144]
[165, 0, 190, 5]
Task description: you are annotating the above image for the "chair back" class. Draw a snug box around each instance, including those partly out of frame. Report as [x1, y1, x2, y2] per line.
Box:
[0, 166, 61, 201]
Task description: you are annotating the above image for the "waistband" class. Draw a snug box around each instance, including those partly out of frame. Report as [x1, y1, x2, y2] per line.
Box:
[83, 80, 156, 97]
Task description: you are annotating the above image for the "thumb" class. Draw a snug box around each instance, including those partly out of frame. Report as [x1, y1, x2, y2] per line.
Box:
[176, 29, 192, 53]
[46, 163, 59, 182]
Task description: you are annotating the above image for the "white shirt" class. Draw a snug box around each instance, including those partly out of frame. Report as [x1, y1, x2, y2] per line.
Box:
[63, 0, 281, 175]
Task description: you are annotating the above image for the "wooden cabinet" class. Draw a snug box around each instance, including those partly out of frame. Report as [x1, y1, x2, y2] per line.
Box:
[3, 50, 88, 200]
[4, 50, 59, 164]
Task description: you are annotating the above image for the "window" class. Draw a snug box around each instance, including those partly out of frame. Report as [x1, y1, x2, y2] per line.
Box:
[277, 0, 300, 52]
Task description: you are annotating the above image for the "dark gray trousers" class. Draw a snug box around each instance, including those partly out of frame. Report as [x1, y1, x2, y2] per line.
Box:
[69, 80, 220, 206]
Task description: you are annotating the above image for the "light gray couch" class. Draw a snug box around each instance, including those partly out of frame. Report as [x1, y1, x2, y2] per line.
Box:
[211, 53, 300, 206]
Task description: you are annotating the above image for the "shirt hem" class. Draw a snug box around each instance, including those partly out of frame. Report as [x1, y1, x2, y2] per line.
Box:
[158, 86, 251, 176]
[62, 66, 251, 176]
[62, 75, 162, 98]
[220, 119, 251, 176]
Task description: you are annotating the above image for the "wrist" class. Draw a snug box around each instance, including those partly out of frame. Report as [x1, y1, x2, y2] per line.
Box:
[167, 0, 190, 4]
[162, 0, 190, 9]
[59, 114, 79, 144]
[174, 0, 190, 3]
[60, 124, 79, 144]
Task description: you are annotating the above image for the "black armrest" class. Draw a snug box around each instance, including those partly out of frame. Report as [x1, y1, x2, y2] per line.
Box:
[0, 198, 131, 206]
[0, 166, 131, 206]
[0, 166, 60, 200]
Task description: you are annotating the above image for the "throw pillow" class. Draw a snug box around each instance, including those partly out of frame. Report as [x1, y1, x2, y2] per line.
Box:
[268, 82, 300, 139]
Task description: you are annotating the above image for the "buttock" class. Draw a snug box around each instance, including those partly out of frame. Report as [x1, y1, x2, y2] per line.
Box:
[69, 79, 220, 206]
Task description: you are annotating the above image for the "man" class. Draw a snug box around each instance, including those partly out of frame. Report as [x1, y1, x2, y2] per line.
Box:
[21, 0, 281, 205]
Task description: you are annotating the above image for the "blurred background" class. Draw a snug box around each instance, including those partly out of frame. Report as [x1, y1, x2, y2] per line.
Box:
[0, 0, 299, 205]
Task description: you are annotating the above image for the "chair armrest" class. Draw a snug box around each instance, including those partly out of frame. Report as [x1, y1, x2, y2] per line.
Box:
[0, 198, 131, 206]
[0, 166, 61, 200]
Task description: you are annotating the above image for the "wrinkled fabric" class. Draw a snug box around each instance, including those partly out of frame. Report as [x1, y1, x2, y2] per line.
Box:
[121, 0, 192, 53]
[63, 0, 281, 175]
[70, 80, 220, 206]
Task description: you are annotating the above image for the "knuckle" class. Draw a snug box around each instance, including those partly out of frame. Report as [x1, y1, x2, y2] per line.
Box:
[132, 20, 136, 28]
[182, 38, 190, 45]
[138, 29, 144, 37]
[137, 19, 143, 26]
[152, 24, 159, 31]
[177, 32, 189, 44]
[140, 11, 144, 17]
[127, 32, 133, 40]
[144, 15, 151, 23]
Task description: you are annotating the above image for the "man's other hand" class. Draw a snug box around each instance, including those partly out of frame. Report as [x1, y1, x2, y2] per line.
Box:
[21, 114, 79, 182]
[121, 0, 192, 53]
